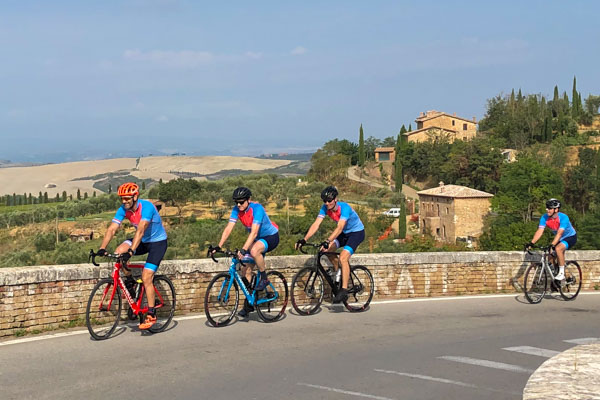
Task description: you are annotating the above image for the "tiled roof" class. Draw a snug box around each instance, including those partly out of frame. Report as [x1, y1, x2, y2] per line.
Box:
[403, 127, 457, 136]
[415, 111, 477, 124]
[417, 184, 493, 198]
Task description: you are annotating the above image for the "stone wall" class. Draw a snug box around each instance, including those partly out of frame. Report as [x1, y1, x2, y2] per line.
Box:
[1, 251, 600, 338]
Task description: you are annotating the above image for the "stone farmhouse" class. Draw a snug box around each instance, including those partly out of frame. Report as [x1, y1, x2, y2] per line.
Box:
[404, 110, 477, 143]
[417, 182, 493, 245]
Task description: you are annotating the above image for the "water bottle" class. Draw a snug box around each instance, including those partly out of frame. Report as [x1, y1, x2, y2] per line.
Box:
[335, 269, 341, 283]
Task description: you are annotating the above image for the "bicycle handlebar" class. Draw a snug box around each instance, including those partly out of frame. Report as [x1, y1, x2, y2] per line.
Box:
[206, 245, 248, 267]
[296, 242, 338, 256]
[88, 250, 131, 270]
[523, 244, 554, 255]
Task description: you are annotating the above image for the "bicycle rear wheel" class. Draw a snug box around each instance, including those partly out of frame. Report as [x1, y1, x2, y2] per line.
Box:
[148, 276, 176, 333]
[291, 267, 324, 315]
[86, 278, 122, 340]
[559, 261, 582, 301]
[523, 263, 547, 304]
[204, 272, 239, 327]
[256, 271, 289, 323]
[344, 265, 374, 312]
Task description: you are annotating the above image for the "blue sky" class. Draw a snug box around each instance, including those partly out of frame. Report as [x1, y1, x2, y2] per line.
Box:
[1, 1, 598, 162]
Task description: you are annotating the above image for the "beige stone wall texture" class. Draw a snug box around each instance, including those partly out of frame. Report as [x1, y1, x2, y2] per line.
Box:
[1, 251, 600, 338]
[453, 198, 491, 239]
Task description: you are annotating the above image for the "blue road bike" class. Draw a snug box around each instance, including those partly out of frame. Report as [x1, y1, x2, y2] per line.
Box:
[204, 247, 288, 326]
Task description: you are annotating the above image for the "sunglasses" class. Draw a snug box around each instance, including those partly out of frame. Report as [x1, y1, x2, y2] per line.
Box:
[121, 196, 133, 201]
[323, 198, 335, 203]
[235, 200, 247, 205]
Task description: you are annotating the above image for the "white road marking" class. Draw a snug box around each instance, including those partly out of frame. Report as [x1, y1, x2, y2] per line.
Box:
[297, 383, 396, 400]
[437, 356, 534, 373]
[373, 369, 522, 395]
[564, 337, 600, 345]
[374, 369, 477, 388]
[0, 330, 88, 346]
[503, 346, 560, 358]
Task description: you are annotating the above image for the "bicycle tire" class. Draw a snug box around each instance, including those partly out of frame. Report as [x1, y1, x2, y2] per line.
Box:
[523, 263, 547, 304]
[86, 278, 122, 340]
[559, 261, 582, 301]
[291, 267, 324, 315]
[255, 270, 289, 323]
[344, 265, 374, 312]
[148, 276, 176, 333]
[204, 272, 239, 327]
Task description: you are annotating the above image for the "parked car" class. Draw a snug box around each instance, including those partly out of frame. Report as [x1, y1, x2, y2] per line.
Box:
[382, 207, 401, 217]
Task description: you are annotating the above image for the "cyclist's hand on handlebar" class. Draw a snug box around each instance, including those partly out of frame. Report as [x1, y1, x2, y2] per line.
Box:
[120, 249, 133, 263]
[96, 248, 107, 257]
[524, 242, 534, 251]
[295, 239, 306, 250]
[209, 245, 221, 254]
[319, 239, 331, 250]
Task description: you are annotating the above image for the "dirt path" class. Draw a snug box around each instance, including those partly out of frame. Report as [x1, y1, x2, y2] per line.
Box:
[346, 166, 418, 200]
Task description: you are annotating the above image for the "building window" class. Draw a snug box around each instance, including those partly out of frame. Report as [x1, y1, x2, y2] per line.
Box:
[463, 123, 467, 130]
[379, 152, 390, 161]
[452, 120, 455, 126]
[436, 228, 440, 237]
[446, 207, 449, 214]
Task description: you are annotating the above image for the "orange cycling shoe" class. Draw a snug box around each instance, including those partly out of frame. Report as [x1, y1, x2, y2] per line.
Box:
[139, 314, 157, 330]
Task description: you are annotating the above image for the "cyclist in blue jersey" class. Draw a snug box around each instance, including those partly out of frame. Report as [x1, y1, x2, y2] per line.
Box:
[295, 186, 365, 303]
[212, 187, 279, 317]
[96, 182, 168, 330]
[527, 198, 577, 281]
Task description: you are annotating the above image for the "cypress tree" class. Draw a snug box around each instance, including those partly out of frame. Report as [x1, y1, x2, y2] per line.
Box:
[62, 191, 67, 202]
[55, 193, 60, 202]
[358, 124, 365, 167]
[408, 124, 412, 132]
[572, 76, 578, 118]
[93, 191, 96, 197]
[84, 192, 88, 199]
[5, 195, 9, 206]
[28, 193, 32, 204]
[398, 194, 406, 239]
[38, 191, 42, 203]
[77, 188, 81, 200]
[23, 193, 27, 204]
[108, 184, 112, 194]
[142, 181, 146, 190]
[44, 192, 48, 203]
[394, 132, 403, 191]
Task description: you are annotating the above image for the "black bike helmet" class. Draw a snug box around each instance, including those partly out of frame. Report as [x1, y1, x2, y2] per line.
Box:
[320, 185, 338, 202]
[546, 198, 561, 209]
[232, 187, 252, 201]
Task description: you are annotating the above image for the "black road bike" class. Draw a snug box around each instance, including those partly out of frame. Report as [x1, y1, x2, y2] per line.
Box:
[291, 242, 374, 314]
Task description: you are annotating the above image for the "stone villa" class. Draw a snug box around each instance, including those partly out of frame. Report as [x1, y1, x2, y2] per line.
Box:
[404, 110, 477, 143]
[417, 182, 493, 245]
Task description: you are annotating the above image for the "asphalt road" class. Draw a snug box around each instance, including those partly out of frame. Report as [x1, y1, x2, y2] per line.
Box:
[1, 293, 599, 400]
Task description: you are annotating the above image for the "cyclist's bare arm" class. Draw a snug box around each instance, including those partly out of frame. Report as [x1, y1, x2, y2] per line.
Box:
[550, 228, 565, 247]
[531, 227, 545, 244]
[327, 219, 347, 243]
[299, 218, 324, 246]
[100, 221, 121, 249]
[241, 223, 260, 252]
[217, 221, 236, 249]
[129, 219, 149, 253]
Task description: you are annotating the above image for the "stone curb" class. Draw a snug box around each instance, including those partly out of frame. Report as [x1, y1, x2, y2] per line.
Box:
[523, 342, 600, 400]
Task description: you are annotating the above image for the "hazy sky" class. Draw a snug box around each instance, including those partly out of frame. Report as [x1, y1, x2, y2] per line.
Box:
[1, 1, 599, 162]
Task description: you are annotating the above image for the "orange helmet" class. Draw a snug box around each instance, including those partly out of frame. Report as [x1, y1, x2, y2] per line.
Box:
[117, 182, 139, 197]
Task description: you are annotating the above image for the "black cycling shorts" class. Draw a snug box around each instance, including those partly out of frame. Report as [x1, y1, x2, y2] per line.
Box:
[125, 238, 168, 272]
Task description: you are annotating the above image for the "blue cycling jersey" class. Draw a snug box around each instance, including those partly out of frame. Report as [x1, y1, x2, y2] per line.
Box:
[539, 212, 576, 241]
[112, 199, 167, 243]
[229, 202, 279, 238]
[318, 201, 364, 234]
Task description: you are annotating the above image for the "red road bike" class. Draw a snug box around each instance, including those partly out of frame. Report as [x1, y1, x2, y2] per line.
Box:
[86, 250, 176, 340]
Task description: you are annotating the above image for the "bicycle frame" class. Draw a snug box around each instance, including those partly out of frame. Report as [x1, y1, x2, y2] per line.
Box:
[93, 257, 167, 317]
[300, 245, 344, 295]
[217, 256, 279, 307]
[530, 248, 558, 284]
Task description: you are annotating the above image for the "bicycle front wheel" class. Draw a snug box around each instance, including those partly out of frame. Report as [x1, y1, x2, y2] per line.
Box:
[559, 261, 582, 301]
[523, 263, 547, 304]
[204, 272, 239, 327]
[86, 278, 122, 340]
[256, 271, 289, 323]
[148, 276, 176, 333]
[344, 265, 374, 312]
[291, 267, 324, 315]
